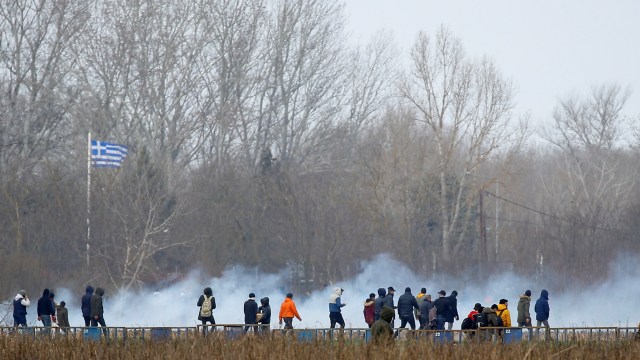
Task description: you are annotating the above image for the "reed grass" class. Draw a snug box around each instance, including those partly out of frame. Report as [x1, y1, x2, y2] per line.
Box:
[1, 334, 639, 359]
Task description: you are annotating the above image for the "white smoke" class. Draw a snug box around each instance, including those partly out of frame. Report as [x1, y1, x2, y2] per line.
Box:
[6, 253, 640, 328]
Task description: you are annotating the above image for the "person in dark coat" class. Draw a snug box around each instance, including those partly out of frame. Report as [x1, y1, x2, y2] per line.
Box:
[418, 294, 434, 330]
[13, 290, 30, 327]
[371, 306, 394, 344]
[535, 289, 550, 337]
[37, 288, 55, 328]
[258, 297, 271, 332]
[81, 286, 94, 326]
[197, 287, 216, 333]
[517, 290, 532, 327]
[432, 290, 451, 330]
[56, 301, 70, 331]
[383, 286, 397, 328]
[446, 290, 460, 330]
[374, 288, 386, 321]
[244, 293, 258, 333]
[90, 287, 107, 336]
[397, 287, 420, 330]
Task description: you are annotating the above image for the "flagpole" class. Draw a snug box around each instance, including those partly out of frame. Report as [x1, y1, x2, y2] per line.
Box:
[87, 132, 91, 266]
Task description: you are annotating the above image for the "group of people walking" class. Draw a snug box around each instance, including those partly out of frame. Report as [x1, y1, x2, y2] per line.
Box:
[12, 284, 549, 340]
[365, 287, 552, 342]
[11, 286, 107, 335]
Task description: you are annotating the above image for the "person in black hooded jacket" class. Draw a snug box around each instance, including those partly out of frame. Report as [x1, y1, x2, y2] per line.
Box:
[374, 288, 386, 321]
[81, 286, 94, 326]
[37, 288, 55, 328]
[258, 297, 271, 332]
[90, 287, 107, 336]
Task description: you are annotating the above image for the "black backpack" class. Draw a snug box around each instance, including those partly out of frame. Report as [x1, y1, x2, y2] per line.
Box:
[461, 317, 473, 330]
[475, 312, 488, 328]
[496, 310, 504, 327]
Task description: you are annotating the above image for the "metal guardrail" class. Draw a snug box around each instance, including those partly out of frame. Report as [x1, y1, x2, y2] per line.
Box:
[1, 325, 637, 343]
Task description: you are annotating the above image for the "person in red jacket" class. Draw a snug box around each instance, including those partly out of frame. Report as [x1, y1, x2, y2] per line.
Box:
[363, 293, 375, 328]
[279, 293, 302, 329]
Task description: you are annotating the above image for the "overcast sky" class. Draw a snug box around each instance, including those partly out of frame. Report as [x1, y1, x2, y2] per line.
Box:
[345, 0, 640, 130]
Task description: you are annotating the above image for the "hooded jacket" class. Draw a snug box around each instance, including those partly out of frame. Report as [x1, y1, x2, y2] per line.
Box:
[397, 290, 419, 317]
[329, 287, 346, 313]
[534, 289, 550, 321]
[517, 295, 531, 323]
[258, 297, 271, 324]
[279, 297, 301, 321]
[37, 289, 55, 317]
[482, 307, 500, 327]
[497, 303, 511, 327]
[13, 293, 30, 317]
[82, 286, 94, 318]
[363, 298, 375, 325]
[56, 304, 70, 328]
[371, 306, 394, 342]
[244, 297, 258, 324]
[374, 288, 386, 320]
[90, 287, 105, 318]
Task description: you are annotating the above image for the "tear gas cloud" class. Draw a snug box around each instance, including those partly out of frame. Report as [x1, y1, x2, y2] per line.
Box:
[8, 253, 640, 328]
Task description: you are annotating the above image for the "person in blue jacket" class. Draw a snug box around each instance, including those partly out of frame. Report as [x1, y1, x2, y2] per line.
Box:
[81, 285, 94, 326]
[329, 287, 347, 329]
[534, 289, 550, 337]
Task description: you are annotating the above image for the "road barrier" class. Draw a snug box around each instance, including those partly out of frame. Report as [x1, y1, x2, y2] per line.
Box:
[1, 325, 637, 344]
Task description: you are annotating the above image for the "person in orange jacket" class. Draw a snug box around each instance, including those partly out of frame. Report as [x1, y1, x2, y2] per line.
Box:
[279, 292, 302, 329]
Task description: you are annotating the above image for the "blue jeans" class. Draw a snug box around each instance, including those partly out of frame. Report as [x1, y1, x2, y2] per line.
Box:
[41, 315, 52, 327]
[436, 315, 446, 330]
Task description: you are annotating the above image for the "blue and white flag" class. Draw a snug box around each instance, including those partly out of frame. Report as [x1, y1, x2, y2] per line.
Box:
[91, 140, 128, 168]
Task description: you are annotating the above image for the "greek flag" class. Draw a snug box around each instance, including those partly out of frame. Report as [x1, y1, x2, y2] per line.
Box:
[91, 140, 128, 168]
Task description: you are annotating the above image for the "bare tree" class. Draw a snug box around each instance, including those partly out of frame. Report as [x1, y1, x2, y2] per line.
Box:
[539, 85, 636, 284]
[399, 27, 525, 269]
[263, 0, 348, 173]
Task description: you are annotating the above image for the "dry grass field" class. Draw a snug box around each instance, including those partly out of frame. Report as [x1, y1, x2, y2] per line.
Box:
[1, 334, 640, 360]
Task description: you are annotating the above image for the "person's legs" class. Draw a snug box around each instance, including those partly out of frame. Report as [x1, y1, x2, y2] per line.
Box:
[284, 317, 293, 329]
[446, 321, 453, 330]
[336, 313, 345, 329]
[97, 317, 107, 337]
[536, 320, 542, 337]
[329, 313, 337, 329]
[436, 315, 445, 330]
[84, 316, 91, 327]
[400, 316, 408, 329]
[408, 316, 416, 330]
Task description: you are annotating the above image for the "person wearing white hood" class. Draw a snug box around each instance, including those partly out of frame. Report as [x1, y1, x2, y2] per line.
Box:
[329, 287, 347, 329]
[13, 290, 31, 327]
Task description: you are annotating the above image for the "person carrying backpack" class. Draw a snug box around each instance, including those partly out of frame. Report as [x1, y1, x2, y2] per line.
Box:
[197, 287, 216, 332]
[497, 299, 511, 328]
